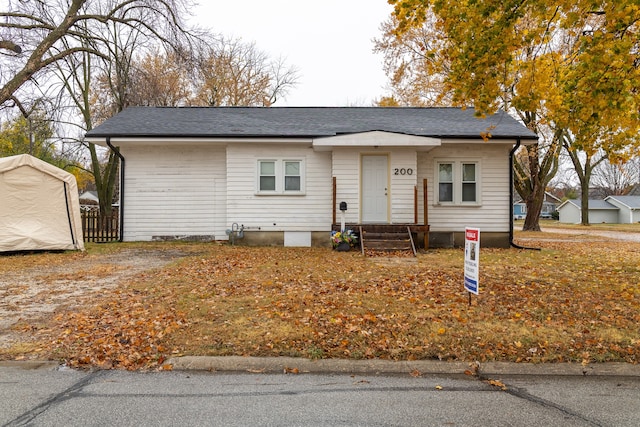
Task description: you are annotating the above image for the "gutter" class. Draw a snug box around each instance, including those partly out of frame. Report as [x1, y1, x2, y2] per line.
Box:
[106, 137, 125, 242]
[509, 138, 540, 250]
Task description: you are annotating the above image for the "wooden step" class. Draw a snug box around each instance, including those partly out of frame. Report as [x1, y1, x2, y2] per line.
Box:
[359, 227, 416, 255]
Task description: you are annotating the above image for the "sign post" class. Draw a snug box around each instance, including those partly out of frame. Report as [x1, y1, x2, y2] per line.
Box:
[464, 227, 480, 303]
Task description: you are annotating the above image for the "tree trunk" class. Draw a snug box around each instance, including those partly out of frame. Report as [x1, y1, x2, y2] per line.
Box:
[523, 181, 545, 231]
[580, 180, 590, 226]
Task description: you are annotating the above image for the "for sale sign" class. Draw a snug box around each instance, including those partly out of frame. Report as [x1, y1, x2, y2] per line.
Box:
[464, 227, 480, 295]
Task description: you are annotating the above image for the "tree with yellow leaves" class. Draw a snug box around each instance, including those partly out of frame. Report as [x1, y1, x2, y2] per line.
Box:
[387, 0, 640, 226]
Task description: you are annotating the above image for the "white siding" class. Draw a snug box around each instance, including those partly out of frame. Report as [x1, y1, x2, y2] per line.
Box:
[589, 210, 618, 224]
[121, 144, 226, 241]
[389, 149, 418, 223]
[332, 148, 417, 224]
[558, 203, 581, 224]
[417, 143, 514, 232]
[332, 148, 361, 223]
[226, 144, 332, 231]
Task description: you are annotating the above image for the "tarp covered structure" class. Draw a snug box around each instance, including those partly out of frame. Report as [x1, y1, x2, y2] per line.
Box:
[0, 154, 84, 252]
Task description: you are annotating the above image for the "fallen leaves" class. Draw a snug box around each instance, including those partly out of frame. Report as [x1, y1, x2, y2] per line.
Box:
[1, 232, 639, 370]
[50, 288, 186, 370]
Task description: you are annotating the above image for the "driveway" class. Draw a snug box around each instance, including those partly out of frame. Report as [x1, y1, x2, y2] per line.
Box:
[0, 249, 189, 350]
[541, 227, 640, 242]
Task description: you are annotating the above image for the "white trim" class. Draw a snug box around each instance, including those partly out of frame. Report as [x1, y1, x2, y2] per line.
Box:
[313, 131, 441, 151]
[434, 159, 482, 206]
[256, 158, 306, 195]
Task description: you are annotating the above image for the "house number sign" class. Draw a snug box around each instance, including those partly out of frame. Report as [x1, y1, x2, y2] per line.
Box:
[393, 168, 414, 176]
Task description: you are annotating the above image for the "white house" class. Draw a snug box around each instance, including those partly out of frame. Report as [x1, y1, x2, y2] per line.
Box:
[558, 196, 640, 224]
[85, 107, 538, 248]
[604, 196, 640, 223]
[557, 199, 619, 224]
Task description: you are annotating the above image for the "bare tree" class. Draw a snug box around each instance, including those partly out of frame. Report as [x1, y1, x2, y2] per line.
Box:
[0, 0, 195, 110]
[1, 0, 197, 218]
[192, 37, 299, 107]
[591, 157, 640, 198]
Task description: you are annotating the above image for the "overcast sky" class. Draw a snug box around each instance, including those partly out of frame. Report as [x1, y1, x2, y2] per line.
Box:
[191, 1, 394, 106]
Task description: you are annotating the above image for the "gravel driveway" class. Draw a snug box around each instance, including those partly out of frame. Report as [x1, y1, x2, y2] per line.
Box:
[541, 227, 640, 242]
[0, 249, 189, 350]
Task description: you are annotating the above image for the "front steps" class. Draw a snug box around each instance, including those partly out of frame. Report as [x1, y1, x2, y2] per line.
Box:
[359, 227, 416, 255]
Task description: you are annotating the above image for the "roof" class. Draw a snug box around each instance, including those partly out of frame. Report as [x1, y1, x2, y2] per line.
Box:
[85, 107, 539, 141]
[514, 191, 561, 204]
[606, 195, 640, 209]
[558, 199, 618, 210]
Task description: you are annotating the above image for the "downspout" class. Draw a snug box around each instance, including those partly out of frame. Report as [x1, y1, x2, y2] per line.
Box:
[106, 137, 125, 242]
[510, 138, 540, 250]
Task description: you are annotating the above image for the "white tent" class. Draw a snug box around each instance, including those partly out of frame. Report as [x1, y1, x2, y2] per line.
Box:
[0, 154, 84, 252]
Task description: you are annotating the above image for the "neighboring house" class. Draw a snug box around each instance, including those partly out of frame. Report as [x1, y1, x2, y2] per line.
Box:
[79, 190, 99, 211]
[85, 107, 538, 248]
[513, 192, 560, 220]
[557, 199, 619, 224]
[605, 196, 640, 224]
[558, 196, 640, 224]
[79, 190, 99, 203]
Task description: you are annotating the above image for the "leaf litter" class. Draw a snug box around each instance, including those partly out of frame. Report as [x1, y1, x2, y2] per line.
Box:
[0, 233, 638, 370]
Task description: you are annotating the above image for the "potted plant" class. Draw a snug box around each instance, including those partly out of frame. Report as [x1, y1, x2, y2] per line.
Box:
[331, 229, 358, 251]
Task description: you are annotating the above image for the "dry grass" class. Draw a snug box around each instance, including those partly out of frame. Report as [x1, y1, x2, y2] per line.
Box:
[1, 230, 639, 369]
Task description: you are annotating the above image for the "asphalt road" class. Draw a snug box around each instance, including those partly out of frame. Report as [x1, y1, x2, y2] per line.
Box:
[1, 362, 639, 427]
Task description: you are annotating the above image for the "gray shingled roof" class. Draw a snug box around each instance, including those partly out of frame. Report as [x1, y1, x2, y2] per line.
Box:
[85, 107, 538, 140]
[564, 199, 618, 209]
[607, 195, 640, 209]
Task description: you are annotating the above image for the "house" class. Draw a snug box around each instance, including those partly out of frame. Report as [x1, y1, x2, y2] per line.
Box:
[513, 191, 560, 220]
[0, 154, 84, 252]
[79, 190, 99, 203]
[605, 196, 640, 223]
[558, 196, 640, 224]
[79, 190, 99, 211]
[85, 107, 538, 248]
[557, 199, 619, 224]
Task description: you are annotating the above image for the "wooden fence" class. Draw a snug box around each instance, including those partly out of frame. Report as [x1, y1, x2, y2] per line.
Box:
[81, 210, 120, 242]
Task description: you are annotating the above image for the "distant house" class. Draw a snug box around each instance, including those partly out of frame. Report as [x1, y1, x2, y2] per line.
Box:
[513, 192, 560, 220]
[79, 190, 99, 203]
[558, 196, 640, 224]
[605, 196, 640, 223]
[85, 107, 538, 248]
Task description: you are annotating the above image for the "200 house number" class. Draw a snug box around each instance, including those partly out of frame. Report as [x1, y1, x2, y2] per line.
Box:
[394, 168, 413, 176]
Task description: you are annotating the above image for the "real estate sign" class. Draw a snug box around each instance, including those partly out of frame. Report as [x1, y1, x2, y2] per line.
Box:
[464, 227, 480, 295]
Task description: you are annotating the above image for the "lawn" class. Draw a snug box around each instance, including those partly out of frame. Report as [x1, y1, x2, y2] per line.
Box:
[1, 229, 639, 370]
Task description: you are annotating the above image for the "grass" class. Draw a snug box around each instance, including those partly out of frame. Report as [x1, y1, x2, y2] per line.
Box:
[1, 229, 639, 369]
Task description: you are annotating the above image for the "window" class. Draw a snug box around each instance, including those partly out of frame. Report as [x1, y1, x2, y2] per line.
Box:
[462, 163, 477, 202]
[438, 163, 453, 202]
[436, 160, 480, 204]
[257, 159, 304, 194]
[284, 161, 301, 191]
[259, 161, 276, 191]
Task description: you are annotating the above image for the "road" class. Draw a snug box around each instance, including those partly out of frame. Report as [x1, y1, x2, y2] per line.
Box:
[2, 363, 639, 427]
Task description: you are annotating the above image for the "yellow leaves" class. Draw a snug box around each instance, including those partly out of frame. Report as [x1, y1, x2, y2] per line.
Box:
[486, 379, 508, 391]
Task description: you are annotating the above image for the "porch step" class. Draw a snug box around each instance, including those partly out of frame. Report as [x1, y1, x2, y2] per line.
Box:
[359, 227, 416, 255]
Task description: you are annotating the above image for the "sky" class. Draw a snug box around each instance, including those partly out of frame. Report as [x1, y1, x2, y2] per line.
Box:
[191, 1, 394, 107]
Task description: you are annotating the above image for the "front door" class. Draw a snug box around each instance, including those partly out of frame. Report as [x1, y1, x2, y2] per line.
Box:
[361, 155, 388, 223]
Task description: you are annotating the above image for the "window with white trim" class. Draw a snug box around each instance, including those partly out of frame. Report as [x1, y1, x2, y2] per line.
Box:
[436, 160, 480, 204]
[257, 159, 304, 194]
